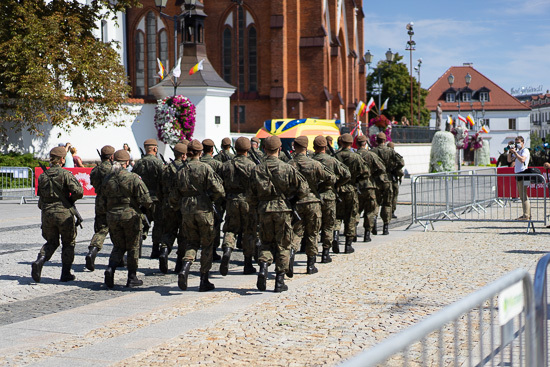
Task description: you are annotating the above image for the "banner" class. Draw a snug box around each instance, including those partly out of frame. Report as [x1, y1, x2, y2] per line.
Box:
[497, 167, 549, 198]
[35, 167, 96, 196]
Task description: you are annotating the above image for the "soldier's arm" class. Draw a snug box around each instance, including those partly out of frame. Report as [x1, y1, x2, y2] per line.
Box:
[335, 160, 351, 188]
[135, 178, 153, 209]
[66, 172, 84, 202]
[316, 161, 336, 187]
[288, 166, 309, 200]
[206, 166, 225, 202]
[246, 169, 259, 207]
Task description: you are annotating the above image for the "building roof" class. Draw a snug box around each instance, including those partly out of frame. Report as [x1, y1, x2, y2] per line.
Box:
[426, 65, 530, 112]
[530, 93, 550, 109]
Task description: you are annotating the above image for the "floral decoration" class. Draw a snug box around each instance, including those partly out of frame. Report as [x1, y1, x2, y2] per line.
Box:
[368, 115, 392, 147]
[154, 95, 196, 145]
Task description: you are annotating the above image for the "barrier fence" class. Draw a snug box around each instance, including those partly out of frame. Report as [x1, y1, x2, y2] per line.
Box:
[0, 166, 36, 203]
[408, 167, 549, 233]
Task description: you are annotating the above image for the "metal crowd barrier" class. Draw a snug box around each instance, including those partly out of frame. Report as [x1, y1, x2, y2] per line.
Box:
[0, 166, 36, 204]
[534, 253, 550, 367]
[340, 269, 536, 367]
[409, 168, 548, 233]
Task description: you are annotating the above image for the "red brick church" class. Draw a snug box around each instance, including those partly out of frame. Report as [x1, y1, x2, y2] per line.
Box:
[126, 0, 366, 134]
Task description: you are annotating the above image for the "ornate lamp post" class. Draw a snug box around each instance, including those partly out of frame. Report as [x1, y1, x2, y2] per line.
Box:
[414, 58, 422, 124]
[364, 48, 394, 111]
[406, 22, 415, 125]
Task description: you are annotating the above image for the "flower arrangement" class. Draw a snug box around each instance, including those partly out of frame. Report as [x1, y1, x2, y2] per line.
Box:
[429, 131, 456, 173]
[451, 126, 469, 150]
[154, 95, 196, 145]
[368, 115, 392, 147]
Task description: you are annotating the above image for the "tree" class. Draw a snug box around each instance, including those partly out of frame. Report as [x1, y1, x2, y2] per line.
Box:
[0, 0, 140, 139]
[366, 53, 430, 126]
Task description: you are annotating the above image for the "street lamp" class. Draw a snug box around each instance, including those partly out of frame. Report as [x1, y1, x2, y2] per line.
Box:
[414, 58, 422, 124]
[364, 48, 394, 112]
[406, 22, 415, 125]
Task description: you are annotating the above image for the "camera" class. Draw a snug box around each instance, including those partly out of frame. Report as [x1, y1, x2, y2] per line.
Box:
[508, 144, 515, 150]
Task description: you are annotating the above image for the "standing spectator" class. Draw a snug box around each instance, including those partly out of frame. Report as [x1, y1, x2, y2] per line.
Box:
[70, 147, 84, 167]
[508, 136, 530, 220]
[123, 143, 135, 170]
[62, 142, 74, 168]
[390, 116, 398, 125]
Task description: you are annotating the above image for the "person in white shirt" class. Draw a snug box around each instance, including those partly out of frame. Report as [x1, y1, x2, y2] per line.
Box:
[508, 136, 530, 220]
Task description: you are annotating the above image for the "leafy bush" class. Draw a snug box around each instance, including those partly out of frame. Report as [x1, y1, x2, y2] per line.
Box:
[0, 151, 48, 168]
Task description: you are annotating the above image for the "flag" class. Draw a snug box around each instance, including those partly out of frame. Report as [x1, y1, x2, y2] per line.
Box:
[157, 58, 165, 80]
[447, 115, 453, 125]
[380, 98, 389, 112]
[189, 59, 205, 75]
[458, 114, 467, 124]
[172, 57, 182, 78]
[365, 97, 376, 113]
[466, 114, 475, 127]
[481, 125, 490, 133]
[355, 101, 366, 117]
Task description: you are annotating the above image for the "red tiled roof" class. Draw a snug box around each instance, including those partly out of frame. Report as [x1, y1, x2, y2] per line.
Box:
[426, 65, 530, 112]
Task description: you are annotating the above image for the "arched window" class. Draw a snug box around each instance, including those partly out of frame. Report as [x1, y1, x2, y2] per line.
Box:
[248, 26, 257, 92]
[223, 28, 232, 84]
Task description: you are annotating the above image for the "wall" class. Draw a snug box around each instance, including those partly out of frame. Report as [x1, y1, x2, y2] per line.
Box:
[394, 144, 432, 176]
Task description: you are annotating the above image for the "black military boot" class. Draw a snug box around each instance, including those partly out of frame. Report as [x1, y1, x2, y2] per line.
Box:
[219, 247, 232, 276]
[392, 212, 397, 219]
[126, 270, 143, 287]
[364, 230, 371, 242]
[104, 264, 116, 289]
[321, 247, 332, 263]
[178, 261, 192, 291]
[243, 256, 256, 274]
[372, 219, 378, 235]
[85, 247, 99, 272]
[212, 250, 222, 261]
[306, 256, 318, 274]
[150, 243, 160, 259]
[158, 247, 169, 274]
[344, 237, 355, 254]
[332, 230, 340, 254]
[174, 253, 184, 274]
[286, 249, 295, 278]
[274, 272, 288, 293]
[199, 272, 215, 292]
[60, 263, 75, 282]
[31, 254, 46, 283]
[382, 223, 389, 235]
[256, 262, 268, 291]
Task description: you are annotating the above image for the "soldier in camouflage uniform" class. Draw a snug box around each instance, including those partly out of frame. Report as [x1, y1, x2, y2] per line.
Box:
[312, 136, 351, 262]
[85, 145, 115, 271]
[132, 139, 164, 258]
[219, 137, 257, 275]
[158, 142, 188, 274]
[103, 150, 153, 288]
[248, 136, 309, 292]
[249, 136, 265, 163]
[355, 135, 385, 242]
[288, 136, 335, 275]
[214, 137, 235, 163]
[334, 133, 369, 253]
[201, 139, 224, 261]
[171, 140, 225, 292]
[370, 133, 404, 235]
[387, 142, 404, 219]
[32, 147, 84, 283]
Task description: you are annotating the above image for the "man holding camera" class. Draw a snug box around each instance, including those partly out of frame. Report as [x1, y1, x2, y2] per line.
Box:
[507, 136, 530, 220]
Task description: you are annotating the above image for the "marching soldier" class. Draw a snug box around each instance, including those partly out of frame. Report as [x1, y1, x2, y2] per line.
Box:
[249, 136, 265, 162]
[312, 136, 351, 263]
[219, 137, 257, 275]
[32, 146, 84, 283]
[214, 137, 235, 163]
[248, 136, 309, 293]
[85, 145, 115, 271]
[387, 142, 404, 219]
[132, 139, 164, 258]
[103, 150, 153, 288]
[288, 136, 335, 275]
[171, 140, 225, 292]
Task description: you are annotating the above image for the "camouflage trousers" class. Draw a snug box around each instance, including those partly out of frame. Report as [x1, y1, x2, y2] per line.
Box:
[336, 190, 359, 237]
[291, 202, 321, 257]
[391, 181, 400, 214]
[182, 212, 215, 274]
[89, 212, 108, 251]
[40, 209, 76, 265]
[258, 211, 293, 274]
[319, 198, 336, 250]
[107, 214, 142, 272]
[222, 199, 255, 257]
[375, 183, 393, 224]
[359, 189, 378, 231]
[160, 204, 185, 256]
[144, 200, 163, 245]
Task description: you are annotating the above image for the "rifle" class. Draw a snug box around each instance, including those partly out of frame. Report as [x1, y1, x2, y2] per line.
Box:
[283, 148, 293, 161]
[96, 149, 102, 159]
[230, 146, 237, 155]
[38, 162, 83, 228]
[249, 147, 261, 165]
[139, 147, 145, 158]
[159, 153, 167, 164]
[327, 143, 336, 156]
[214, 145, 220, 154]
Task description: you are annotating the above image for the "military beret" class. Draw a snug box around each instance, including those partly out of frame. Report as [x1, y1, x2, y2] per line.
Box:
[50, 147, 67, 158]
[100, 145, 115, 156]
[356, 135, 367, 143]
[221, 137, 232, 146]
[235, 136, 251, 151]
[188, 139, 203, 151]
[326, 136, 333, 143]
[294, 136, 309, 148]
[313, 135, 327, 147]
[387, 142, 395, 148]
[341, 133, 353, 143]
[264, 136, 282, 150]
[114, 149, 130, 161]
[376, 132, 387, 140]
[144, 138, 158, 147]
[181, 139, 189, 146]
[202, 139, 215, 147]
[173, 143, 187, 154]
[251, 137, 260, 144]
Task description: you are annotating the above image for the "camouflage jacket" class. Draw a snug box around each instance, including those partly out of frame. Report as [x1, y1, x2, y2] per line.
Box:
[161, 158, 185, 204]
[90, 160, 112, 196]
[132, 154, 163, 200]
[248, 147, 265, 164]
[213, 150, 234, 163]
[371, 145, 405, 183]
[248, 155, 310, 213]
[221, 154, 256, 201]
[200, 154, 223, 176]
[101, 168, 152, 221]
[288, 153, 336, 204]
[170, 158, 225, 214]
[334, 148, 369, 192]
[37, 165, 84, 212]
[312, 152, 351, 201]
[356, 148, 386, 188]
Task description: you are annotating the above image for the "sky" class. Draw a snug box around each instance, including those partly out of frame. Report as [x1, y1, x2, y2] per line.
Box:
[363, 0, 550, 96]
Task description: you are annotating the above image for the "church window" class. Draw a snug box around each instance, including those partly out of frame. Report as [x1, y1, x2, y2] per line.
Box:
[248, 26, 257, 92]
[223, 28, 232, 84]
